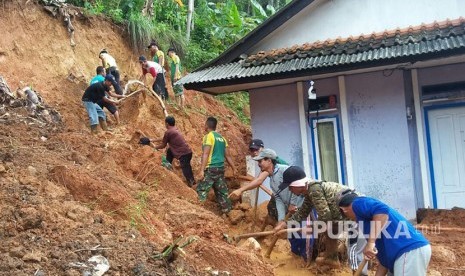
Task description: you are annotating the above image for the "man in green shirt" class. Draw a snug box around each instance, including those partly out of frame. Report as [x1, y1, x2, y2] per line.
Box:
[197, 117, 236, 214]
[167, 48, 185, 107]
[147, 42, 165, 67]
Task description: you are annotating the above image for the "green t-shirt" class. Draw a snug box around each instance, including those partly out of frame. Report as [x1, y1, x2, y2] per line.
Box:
[276, 156, 288, 165]
[169, 54, 181, 80]
[203, 131, 228, 168]
[152, 50, 165, 66]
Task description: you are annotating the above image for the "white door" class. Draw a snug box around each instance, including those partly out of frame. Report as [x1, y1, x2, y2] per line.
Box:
[312, 117, 343, 183]
[427, 105, 465, 209]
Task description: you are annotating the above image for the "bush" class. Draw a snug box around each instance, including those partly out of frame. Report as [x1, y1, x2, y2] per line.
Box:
[217, 92, 250, 124]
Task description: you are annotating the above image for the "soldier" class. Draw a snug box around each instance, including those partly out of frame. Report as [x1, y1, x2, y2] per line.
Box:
[197, 117, 236, 214]
[274, 166, 355, 268]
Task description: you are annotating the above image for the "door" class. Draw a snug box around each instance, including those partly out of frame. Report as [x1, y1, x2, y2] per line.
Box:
[427, 105, 465, 209]
[311, 117, 344, 183]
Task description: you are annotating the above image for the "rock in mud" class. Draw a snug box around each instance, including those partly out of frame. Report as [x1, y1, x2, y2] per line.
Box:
[228, 210, 245, 225]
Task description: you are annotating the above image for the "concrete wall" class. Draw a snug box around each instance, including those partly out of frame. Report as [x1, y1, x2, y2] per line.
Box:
[249, 83, 302, 204]
[251, 0, 465, 53]
[345, 70, 416, 219]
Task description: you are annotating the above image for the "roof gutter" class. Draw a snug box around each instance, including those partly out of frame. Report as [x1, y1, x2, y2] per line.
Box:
[186, 51, 465, 95]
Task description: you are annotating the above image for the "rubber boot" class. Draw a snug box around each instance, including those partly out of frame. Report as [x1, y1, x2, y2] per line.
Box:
[99, 118, 109, 131]
[90, 124, 99, 134]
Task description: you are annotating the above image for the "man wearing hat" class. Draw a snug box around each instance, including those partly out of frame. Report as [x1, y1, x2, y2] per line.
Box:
[338, 192, 431, 276]
[274, 166, 351, 267]
[98, 49, 123, 95]
[82, 74, 125, 133]
[248, 139, 288, 165]
[229, 139, 289, 200]
[139, 55, 169, 100]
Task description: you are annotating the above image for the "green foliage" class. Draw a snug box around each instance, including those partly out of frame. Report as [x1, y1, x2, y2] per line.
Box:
[127, 190, 149, 228]
[127, 13, 153, 52]
[217, 92, 250, 124]
[70, 0, 287, 124]
[183, 42, 217, 71]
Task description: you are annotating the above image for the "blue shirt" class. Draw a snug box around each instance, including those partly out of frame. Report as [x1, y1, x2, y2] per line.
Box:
[90, 75, 105, 85]
[352, 197, 429, 272]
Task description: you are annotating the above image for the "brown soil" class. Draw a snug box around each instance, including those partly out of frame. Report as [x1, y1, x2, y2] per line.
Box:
[1, 1, 464, 276]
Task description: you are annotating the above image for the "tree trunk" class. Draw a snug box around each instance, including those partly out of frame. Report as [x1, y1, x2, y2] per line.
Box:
[142, 0, 154, 16]
[186, 0, 194, 41]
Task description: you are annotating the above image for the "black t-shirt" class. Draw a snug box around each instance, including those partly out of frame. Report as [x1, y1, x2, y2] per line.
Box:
[82, 82, 110, 103]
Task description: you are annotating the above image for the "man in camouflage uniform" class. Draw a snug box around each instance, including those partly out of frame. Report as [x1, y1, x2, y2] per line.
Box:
[274, 166, 349, 268]
[197, 117, 236, 214]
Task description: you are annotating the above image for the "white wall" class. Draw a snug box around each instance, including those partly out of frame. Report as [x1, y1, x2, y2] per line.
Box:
[249, 83, 303, 204]
[345, 70, 416, 219]
[418, 63, 465, 87]
[251, 0, 465, 53]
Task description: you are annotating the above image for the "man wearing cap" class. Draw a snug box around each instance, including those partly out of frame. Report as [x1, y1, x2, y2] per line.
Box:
[228, 139, 289, 200]
[273, 166, 350, 267]
[148, 42, 165, 67]
[248, 139, 288, 165]
[153, 116, 195, 187]
[98, 49, 123, 95]
[90, 66, 122, 125]
[139, 55, 169, 101]
[339, 192, 431, 276]
[82, 74, 125, 133]
[246, 149, 306, 257]
[197, 116, 236, 214]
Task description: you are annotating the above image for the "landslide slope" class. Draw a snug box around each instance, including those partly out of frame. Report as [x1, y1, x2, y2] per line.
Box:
[0, 1, 270, 275]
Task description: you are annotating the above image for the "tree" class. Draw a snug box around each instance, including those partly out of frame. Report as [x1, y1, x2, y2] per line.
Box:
[186, 0, 194, 41]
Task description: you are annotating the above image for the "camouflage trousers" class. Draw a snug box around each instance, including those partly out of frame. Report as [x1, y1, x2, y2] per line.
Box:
[197, 167, 231, 214]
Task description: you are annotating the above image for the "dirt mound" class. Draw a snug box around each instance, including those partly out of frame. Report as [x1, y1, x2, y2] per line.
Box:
[0, 1, 272, 275]
[418, 208, 465, 228]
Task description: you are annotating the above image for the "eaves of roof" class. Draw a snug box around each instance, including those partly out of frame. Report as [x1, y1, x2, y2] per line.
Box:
[179, 18, 465, 93]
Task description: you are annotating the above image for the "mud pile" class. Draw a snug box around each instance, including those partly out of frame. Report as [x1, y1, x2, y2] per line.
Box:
[0, 1, 273, 275]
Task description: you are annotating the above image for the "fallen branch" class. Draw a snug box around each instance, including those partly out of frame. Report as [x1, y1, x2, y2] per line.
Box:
[119, 89, 145, 101]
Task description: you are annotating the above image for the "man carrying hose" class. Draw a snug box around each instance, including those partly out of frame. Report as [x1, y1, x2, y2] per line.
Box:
[138, 55, 169, 101]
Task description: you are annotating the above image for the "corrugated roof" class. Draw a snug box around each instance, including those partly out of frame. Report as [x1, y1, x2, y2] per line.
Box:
[179, 18, 465, 89]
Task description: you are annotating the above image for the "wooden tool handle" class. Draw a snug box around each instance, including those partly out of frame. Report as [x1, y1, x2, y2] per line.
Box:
[264, 213, 293, 258]
[354, 259, 368, 276]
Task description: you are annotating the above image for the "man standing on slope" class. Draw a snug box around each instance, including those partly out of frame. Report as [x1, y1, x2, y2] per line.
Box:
[98, 49, 123, 95]
[90, 66, 122, 125]
[139, 55, 169, 101]
[197, 116, 236, 214]
[82, 74, 124, 133]
[154, 116, 195, 187]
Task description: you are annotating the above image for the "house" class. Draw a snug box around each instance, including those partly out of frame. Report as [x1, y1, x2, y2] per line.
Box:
[179, 0, 465, 219]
